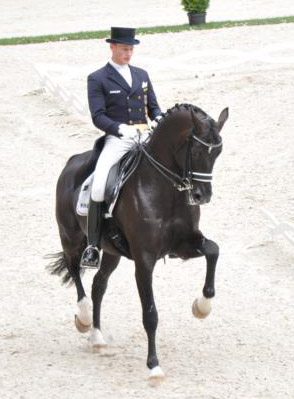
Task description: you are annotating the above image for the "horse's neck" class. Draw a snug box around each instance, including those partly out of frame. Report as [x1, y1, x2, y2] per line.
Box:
[123, 109, 196, 223]
[147, 110, 192, 166]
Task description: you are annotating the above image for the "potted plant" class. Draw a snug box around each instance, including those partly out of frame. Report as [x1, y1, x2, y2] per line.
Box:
[181, 0, 210, 25]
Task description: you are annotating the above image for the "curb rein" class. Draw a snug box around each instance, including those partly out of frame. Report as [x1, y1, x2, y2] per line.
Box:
[140, 128, 223, 205]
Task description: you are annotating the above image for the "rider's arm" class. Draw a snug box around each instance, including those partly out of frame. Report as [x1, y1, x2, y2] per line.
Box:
[146, 74, 162, 121]
[87, 74, 120, 136]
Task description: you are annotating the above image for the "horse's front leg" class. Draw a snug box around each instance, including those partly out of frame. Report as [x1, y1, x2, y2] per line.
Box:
[134, 252, 165, 379]
[192, 233, 219, 319]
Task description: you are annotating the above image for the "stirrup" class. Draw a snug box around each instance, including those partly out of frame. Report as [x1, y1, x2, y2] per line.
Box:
[81, 245, 100, 269]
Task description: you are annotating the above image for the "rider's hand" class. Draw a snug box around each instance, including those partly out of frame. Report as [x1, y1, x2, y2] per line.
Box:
[118, 124, 138, 139]
[150, 115, 162, 130]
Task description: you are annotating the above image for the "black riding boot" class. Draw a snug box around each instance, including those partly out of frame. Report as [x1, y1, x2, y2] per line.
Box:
[81, 199, 104, 268]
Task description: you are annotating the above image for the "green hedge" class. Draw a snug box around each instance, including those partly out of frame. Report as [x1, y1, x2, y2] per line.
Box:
[1, 16, 294, 46]
[181, 0, 210, 13]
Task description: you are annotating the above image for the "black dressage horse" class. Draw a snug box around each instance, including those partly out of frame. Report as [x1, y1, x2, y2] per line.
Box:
[48, 103, 229, 378]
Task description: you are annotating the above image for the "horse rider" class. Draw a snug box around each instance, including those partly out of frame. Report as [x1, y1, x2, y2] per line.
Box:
[81, 26, 162, 268]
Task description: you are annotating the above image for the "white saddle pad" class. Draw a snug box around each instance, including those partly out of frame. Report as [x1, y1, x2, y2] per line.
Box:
[76, 173, 94, 216]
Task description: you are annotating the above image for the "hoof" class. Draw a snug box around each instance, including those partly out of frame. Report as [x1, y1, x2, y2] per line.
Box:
[75, 315, 91, 333]
[192, 298, 211, 319]
[149, 366, 165, 380]
[90, 328, 107, 348]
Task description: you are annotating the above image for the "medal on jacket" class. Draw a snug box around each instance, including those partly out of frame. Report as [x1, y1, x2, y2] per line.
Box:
[142, 81, 148, 92]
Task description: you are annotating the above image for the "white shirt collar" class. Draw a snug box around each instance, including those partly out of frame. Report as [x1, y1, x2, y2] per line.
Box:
[109, 59, 130, 71]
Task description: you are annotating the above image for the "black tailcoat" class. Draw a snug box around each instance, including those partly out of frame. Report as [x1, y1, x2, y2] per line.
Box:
[87, 63, 161, 136]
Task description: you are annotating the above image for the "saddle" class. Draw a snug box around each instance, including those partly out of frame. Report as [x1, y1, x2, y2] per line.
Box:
[104, 143, 142, 213]
[77, 137, 142, 216]
[77, 136, 143, 259]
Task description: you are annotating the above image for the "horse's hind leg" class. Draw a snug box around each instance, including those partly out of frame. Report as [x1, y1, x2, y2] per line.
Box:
[61, 235, 92, 333]
[192, 233, 219, 319]
[90, 252, 120, 347]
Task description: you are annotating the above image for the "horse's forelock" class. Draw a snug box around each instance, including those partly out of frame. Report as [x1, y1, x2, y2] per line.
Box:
[189, 106, 222, 145]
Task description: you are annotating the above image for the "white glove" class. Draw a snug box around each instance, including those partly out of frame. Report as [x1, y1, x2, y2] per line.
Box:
[150, 115, 162, 130]
[118, 124, 138, 139]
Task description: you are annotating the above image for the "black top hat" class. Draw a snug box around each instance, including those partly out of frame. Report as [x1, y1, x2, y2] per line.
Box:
[106, 27, 140, 45]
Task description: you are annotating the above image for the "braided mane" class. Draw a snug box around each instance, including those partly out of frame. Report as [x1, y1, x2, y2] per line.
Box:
[152, 103, 221, 146]
[157, 103, 208, 127]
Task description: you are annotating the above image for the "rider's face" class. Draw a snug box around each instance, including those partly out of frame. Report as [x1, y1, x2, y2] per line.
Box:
[111, 43, 134, 65]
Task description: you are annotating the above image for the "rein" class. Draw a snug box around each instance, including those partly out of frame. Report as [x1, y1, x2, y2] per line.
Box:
[141, 129, 223, 194]
[141, 144, 193, 191]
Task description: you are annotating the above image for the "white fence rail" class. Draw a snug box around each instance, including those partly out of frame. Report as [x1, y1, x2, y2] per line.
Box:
[34, 63, 89, 119]
[261, 207, 294, 246]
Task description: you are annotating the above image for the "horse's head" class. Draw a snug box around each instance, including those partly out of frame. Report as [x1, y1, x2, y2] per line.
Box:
[175, 106, 229, 205]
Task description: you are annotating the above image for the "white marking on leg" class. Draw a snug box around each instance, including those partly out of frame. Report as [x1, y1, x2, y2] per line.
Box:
[90, 328, 107, 347]
[192, 296, 212, 319]
[197, 296, 211, 314]
[149, 365, 165, 379]
[77, 297, 92, 326]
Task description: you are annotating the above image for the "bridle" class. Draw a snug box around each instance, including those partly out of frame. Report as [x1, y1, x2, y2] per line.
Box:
[140, 128, 223, 201]
[190, 128, 223, 183]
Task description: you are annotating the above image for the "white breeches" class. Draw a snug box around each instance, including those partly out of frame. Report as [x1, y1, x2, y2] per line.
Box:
[91, 129, 150, 202]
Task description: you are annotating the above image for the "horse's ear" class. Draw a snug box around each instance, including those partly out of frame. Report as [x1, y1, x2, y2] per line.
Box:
[190, 109, 205, 135]
[217, 107, 229, 132]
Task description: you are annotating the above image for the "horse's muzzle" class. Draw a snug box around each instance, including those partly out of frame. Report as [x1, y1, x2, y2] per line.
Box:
[192, 185, 212, 205]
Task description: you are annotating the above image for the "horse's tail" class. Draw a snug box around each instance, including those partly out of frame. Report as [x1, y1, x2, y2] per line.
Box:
[45, 252, 77, 287]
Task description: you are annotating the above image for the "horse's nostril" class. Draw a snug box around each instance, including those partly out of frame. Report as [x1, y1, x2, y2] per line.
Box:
[193, 192, 202, 201]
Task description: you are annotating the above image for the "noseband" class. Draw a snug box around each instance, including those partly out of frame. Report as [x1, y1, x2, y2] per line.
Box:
[141, 128, 222, 198]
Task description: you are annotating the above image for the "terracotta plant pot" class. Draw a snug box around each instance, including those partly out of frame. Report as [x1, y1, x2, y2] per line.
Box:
[188, 12, 206, 25]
